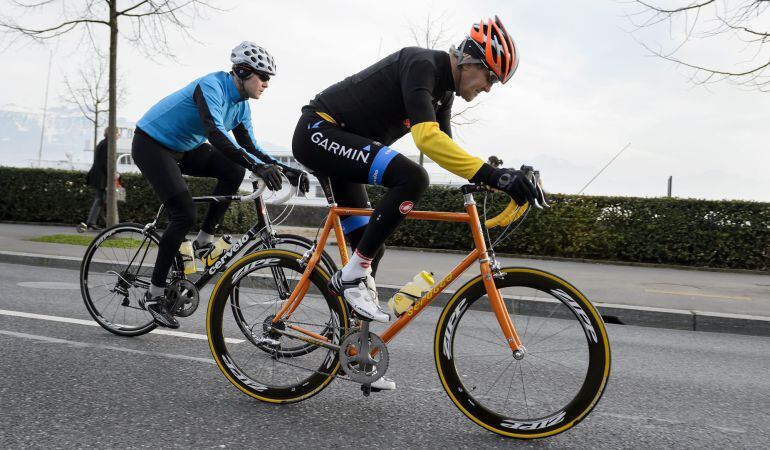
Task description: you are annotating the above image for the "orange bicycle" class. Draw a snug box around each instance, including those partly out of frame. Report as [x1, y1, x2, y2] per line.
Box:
[206, 172, 611, 439]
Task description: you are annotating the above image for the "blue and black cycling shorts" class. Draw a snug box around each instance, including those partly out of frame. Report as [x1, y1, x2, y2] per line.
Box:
[292, 110, 429, 259]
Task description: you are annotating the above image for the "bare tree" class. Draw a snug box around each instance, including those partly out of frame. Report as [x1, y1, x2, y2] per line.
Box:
[1, 0, 219, 225]
[408, 10, 454, 51]
[407, 10, 483, 165]
[62, 53, 126, 152]
[626, 0, 770, 91]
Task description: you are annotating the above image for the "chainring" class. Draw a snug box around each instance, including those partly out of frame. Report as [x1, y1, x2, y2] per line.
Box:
[338, 328, 389, 384]
[167, 278, 199, 318]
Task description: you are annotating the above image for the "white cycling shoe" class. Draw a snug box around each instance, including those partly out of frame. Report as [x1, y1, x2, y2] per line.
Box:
[329, 271, 390, 323]
[370, 376, 396, 391]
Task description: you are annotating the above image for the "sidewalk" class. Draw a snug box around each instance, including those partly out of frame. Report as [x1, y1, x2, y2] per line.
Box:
[1, 222, 769, 336]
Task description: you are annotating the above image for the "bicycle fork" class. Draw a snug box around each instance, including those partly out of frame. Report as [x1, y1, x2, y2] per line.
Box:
[466, 195, 526, 359]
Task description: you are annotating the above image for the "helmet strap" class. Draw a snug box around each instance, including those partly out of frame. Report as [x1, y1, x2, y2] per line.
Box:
[230, 71, 248, 98]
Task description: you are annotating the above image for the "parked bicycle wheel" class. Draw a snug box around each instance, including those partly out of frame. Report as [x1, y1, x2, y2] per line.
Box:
[80, 222, 183, 337]
[435, 267, 611, 439]
[208, 249, 348, 403]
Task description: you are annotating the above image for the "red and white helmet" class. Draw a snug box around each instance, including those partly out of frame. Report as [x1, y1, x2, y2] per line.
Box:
[457, 16, 519, 84]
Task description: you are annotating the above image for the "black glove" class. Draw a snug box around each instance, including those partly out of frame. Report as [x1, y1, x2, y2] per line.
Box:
[251, 164, 283, 191]
[487, 166, 538, 206]
[283, 166, 310, 195]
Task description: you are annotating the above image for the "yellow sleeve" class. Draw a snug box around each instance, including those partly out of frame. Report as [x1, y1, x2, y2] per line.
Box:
[410, 121, 484, 180]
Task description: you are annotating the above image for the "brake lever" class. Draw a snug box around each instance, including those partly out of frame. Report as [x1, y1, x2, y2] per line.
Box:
[533, 171, 550, 209]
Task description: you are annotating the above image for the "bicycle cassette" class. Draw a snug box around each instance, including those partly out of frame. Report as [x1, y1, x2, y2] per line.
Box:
[338, 328, 389, 384]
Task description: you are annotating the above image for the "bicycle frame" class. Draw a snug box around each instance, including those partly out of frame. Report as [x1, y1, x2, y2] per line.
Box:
[143, 182, 286, 293]
[272, 190, 525, 354]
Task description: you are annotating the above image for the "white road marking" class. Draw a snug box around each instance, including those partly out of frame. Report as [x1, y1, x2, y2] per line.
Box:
[17, 281, 80, 290]
[0, 308, 244, 343]
[0, 329, 215, 364]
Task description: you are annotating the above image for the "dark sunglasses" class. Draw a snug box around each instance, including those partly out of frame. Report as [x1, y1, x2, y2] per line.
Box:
[254, 71, 271, 82]
[486, 70, 500, 85]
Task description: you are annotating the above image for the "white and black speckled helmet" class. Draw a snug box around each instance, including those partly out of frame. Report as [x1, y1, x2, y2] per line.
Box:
[230, 41, 276, 76]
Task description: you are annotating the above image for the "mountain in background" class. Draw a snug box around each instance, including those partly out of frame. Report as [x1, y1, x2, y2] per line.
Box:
[0, 104, 136, 168]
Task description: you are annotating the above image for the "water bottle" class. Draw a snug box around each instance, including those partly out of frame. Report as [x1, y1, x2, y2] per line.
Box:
[387, 271, 435, 317]
[204, 235, 232, 266]
[179, 240, 197, 275]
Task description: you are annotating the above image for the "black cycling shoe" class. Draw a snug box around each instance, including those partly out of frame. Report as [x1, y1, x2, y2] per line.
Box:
[141, 291, 180, 329]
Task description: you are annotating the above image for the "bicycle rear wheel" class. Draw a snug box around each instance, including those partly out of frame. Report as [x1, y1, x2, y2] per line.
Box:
[80, 223, 182, 337]
[207, 249, 348, 403]
[434, 267, 611, 439]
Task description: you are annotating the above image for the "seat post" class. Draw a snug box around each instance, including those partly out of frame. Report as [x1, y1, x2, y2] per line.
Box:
[315, 174, 336, 206]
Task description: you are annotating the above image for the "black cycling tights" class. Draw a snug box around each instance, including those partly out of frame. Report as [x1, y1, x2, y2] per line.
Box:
[132, 128, 245, 287]
[292, 112, 429, 274]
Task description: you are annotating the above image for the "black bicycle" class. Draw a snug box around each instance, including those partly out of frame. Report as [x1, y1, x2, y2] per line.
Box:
[79, 173, 337, 337]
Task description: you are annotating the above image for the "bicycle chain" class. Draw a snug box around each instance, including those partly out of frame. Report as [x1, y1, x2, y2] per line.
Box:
[258, 317, 361, 384]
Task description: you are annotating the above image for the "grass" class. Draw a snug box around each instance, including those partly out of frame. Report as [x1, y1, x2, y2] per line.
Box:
[28, 234, 150, 249]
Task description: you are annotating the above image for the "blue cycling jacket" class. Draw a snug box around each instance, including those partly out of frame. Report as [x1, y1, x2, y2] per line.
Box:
[137, 71, 277, 168]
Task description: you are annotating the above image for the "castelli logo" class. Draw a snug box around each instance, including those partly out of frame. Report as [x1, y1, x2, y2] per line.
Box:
[399, 201, 414, 214]
[403, 118, 411, 129]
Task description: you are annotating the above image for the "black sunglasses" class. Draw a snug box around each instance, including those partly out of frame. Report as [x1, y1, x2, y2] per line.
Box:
[254, 71, 270, 82]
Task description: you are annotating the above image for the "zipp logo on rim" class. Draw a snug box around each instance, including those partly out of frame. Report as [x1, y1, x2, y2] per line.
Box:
[550, 288, 598, 343]
[232, 258, 280, 284]
[500, 411, 566, 430]
[443, 298, 468, 359]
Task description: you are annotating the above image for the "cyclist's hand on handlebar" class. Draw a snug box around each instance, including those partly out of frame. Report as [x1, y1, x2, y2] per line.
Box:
[251, 164, 283, 191]
[487, 166, 538, 206]
[283, 167, 310, 195]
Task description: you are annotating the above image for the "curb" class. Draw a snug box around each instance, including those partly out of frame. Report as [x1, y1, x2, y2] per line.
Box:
[1, 250, 769, 338]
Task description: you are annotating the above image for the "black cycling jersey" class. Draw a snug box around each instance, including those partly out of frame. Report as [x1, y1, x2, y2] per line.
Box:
[306, 47, 454, 145]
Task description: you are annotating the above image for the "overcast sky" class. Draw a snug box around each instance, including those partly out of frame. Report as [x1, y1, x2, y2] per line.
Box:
[1, 0, 768, 201]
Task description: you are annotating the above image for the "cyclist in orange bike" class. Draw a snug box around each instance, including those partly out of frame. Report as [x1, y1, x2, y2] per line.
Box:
[292, 16, 538, 388]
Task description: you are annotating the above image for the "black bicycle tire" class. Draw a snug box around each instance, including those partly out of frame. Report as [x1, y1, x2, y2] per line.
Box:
[80, 222, 181, 337]
[207, 249, 348, 403]
[235, 233, 338, 356]
[434, 267, 611, 439]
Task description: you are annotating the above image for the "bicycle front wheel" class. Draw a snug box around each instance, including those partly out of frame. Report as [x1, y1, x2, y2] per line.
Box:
[435, 267, 611, 439]
[80, 222, 182, 337]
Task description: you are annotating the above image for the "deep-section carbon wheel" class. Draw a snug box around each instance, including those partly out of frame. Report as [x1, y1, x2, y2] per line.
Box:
[207, 249, 348, 403]
[238, 233, 338, 356]
[80, 222, 182, 337]
[435, 267, 611, 439]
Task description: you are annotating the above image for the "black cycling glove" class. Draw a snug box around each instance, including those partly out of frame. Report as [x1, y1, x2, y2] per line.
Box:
[282, 166, 310, 195]
[487, 166, 538, 206]
[251, 164, 283, 191]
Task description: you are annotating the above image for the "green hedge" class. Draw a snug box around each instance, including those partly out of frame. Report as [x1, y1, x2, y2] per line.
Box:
[0, 167, 254, 232]
[1, 167, 769, 271]
[369, 186, 770, 271]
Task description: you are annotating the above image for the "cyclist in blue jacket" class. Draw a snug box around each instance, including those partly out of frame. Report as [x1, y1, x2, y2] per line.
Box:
[132, 41, 307, 328]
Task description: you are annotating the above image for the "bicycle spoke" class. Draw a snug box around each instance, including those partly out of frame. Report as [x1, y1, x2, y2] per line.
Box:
[526, 353, 583, 376]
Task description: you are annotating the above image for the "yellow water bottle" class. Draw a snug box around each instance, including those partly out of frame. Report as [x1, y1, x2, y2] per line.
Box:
[387, 271, 435, 317]
[179, 240, 197, 275]
[204, 235, 232, 266]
